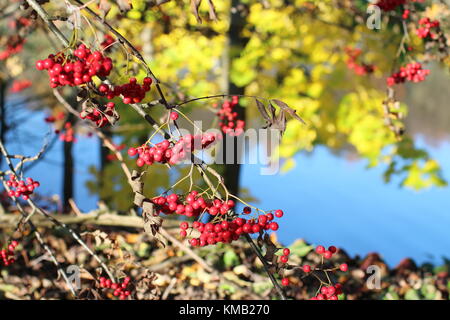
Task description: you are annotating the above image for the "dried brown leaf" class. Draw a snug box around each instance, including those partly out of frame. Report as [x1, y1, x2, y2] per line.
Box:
[271, 99, 306, 125]
[117, 0, 132, 12]
[191, 0, 202, 23]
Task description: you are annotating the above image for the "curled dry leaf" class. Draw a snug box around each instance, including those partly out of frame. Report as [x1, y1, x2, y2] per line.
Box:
[81, 229, 112, 247]
[98, 0, 112, 18]
[130, 170, 166, 247]
[191, 0, 202, 23]
[185, 227, 201, 239]
[271, 99, 306, 125]
[116, 0, 132, 12]
[262, 234, 278, 266]
[190, 0, 217, 23]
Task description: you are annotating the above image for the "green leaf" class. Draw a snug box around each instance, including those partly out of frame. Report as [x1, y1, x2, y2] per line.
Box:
[219, 283, 236, 294]
[223, 250, 240, 268]
[420, 283, 437, 300]
[252, 281, 273, 295]
[404, 289, 421, 300]
[288, 239, 313, 257]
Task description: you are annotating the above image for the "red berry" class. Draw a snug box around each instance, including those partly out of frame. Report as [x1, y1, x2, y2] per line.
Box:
[303, 265, 311, 273]
[316, 245, 325, 254]
[339, 263, 348, 272]
[180, 222, 189, 230]
[275, 209, 284, 218]
[281, 278, 289, 286]
[269, 222, 279, 231]
[170, 112, 179, 121]
[128, 148, 137, 157]
[323, 250, 333, 259]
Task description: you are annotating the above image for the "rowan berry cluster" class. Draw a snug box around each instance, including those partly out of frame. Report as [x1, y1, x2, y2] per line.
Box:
[387, 62, 430, 86]
[280, 244, 349, 297]
[345, 48, 375, 76]
[0, 39, 25, 60]
[101, 34, 115, 50]
[402, 9, 410, 20]
[185, 212, 281, 247]
[58, 122, 76, 143]
[9, 79, 32, 93]
[310, 283, 343, 300]
[213, 96, 245, 136]
[315, 244, 338, 260]
[8, 17, 32, 30]
[98, 77, 152, 104]
[153, 191, 235, 218]
[375, 0, 406, 12]
[128, 133, 219, 167]
[279, 248, 290, 264]
[35, 44, 113, 88]
[99, 276, 132, 300]
[80, 102, 116, 128]
[6, 175, 40, 200]
[416, 17, 440, 39]
[0, 241, 19, 267]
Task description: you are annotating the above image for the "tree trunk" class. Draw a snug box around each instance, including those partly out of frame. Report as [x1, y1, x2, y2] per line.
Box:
[0, 80, 6, 168]
[98, 127, 112, 201]
[62, 113, 75, 212]
[222, 1, 249, 197]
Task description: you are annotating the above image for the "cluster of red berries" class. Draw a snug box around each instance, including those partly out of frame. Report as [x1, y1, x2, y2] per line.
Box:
[80, 102, 116, 127]
[9, 79, 32, 93]
[375, 0, 406, 11]
[0, 39, 24, 60]
[57, 122, 76, 143]
[101, 34, 115, 51]
[345, 47, 375, 76]
[213, 96, 245, 136]
[315, 245, 339, 260]
[416, 17, 440, 39]
[8, 17, 32, 30]
[98, 77, 152, 104]
[279, 247, 290, 264]
[153, 191, 235, 217]
[310, 283, 343, 300]
[402, 9, 410, 20]
[35, 44, 113, 88]
[99, 276, 132, 300]
[128, 133, 219, 167]
[0, 241, 19, 267]
[6, 175, 40, 200]
[387, 62, 430, 86]
[185, 212, 281, 247]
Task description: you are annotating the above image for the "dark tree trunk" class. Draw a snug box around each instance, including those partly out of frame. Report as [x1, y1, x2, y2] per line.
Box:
[0, 80, 6, 168]
[62, 112, 75, 212]
[98, 127, 112, 200]
[222, 1, 250, 197]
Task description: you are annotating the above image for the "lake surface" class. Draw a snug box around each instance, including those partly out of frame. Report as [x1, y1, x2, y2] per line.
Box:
[242, 140, 450, 267]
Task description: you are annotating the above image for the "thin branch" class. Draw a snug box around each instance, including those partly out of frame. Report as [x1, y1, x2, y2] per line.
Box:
[25, 0, 70, 47]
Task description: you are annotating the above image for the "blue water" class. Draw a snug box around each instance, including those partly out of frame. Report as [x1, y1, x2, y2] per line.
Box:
[241, 140, 450, 267]
[3, 105, 450, 267]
